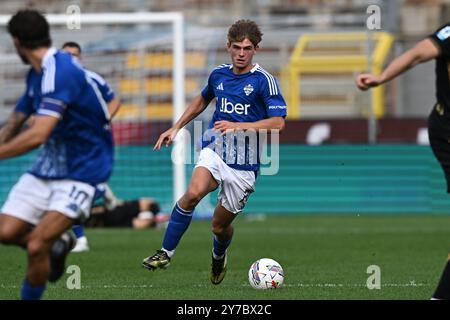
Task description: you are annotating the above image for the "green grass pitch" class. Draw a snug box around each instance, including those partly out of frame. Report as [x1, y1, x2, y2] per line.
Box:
[1, 215, 449, 300]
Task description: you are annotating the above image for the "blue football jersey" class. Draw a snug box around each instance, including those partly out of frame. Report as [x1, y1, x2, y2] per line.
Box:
[14, 48, 113, 185]
[201, 63, 287, 171]
[85, 69, 115, 105]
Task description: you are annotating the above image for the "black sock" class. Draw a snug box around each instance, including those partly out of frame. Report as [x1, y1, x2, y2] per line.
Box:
[433, 258, 450, 299]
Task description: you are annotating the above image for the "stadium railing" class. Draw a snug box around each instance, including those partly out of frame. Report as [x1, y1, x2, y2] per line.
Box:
[282, 32, 394, 119]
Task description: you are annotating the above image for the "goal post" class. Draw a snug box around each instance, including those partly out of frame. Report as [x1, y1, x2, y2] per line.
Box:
[0, 12, 186, 209]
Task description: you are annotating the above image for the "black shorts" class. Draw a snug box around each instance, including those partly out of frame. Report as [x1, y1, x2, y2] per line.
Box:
[428, 104, 450, 192]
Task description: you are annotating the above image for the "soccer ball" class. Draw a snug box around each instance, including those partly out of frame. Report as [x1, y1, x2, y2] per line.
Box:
[248, 258, 284, 289]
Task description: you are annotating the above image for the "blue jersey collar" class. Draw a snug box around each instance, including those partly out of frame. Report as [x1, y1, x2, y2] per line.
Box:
[250, 63, 259, 73]
[228, 63, 260, 75]
[41, 47, 57, 69]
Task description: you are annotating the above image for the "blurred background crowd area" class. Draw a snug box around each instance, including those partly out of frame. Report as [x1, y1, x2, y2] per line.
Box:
[1, 1, 450, 214]
[1, 0, 449, 125]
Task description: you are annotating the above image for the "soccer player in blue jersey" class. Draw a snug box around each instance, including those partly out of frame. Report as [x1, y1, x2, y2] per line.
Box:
[62, 41, 121, 252]
[0, 10, 114, 300]
[142, 20, 287, 285]
[62, 42, 121, 119]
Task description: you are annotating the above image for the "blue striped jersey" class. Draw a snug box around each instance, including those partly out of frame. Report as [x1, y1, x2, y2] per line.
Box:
[14, 48, 113, 185]
[201, 63, 287, 171]
[84, 69, 115, 104]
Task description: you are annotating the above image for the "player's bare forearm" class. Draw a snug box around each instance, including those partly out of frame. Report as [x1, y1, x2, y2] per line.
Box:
[214, 117, 285, 133]
[357, 39, 439, 90]
[154, 95, 210, 150]
[173, 94, 209, 129]
[0, 115, 58, 159]
[108, 97, 121, 119]
[381, 39, 439, 83]
[240, 117, 285, 132]
[0, 111, 29, 144]
[0, 128, 43, 159]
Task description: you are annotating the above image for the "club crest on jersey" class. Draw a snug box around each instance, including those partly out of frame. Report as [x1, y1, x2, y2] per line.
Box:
[244, 84, 254, 96]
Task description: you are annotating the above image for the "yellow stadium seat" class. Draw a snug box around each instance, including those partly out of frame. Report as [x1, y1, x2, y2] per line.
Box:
[145, 103, 173, 119]
[114, 103, 173, 120]
[119, 78, 199, 95]
[126, 52, 206, 70]
[115, 104, 140, 119]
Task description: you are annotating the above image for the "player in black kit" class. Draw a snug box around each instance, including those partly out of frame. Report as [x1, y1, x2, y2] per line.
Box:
[356, 23, 450, 300]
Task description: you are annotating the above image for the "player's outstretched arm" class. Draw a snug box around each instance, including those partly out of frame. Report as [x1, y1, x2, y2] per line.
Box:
[153, 94, 209, 150]
[0, 111, 29, 145]
[153, 127, 179, 151]
[0, 115, 59, 159]
[356, 38, 440, 91]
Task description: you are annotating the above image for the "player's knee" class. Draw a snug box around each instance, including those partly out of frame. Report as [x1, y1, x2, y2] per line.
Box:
[0, 226, 20, 245]
[211, 223, 226, 237]
[0, 231, 15, 244]
[27, 237, 48, 258]
[183, 190, 203, 207]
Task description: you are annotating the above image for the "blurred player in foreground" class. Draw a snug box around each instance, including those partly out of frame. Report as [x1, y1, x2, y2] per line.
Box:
[142, 19, 287, 285]
[61, 41, 121, 252]
[0, 10, 114, 300]
[356, 24, 450, 299]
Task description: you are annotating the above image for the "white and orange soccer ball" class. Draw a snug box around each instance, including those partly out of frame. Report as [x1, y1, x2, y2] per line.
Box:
[248, 258, 284, 289]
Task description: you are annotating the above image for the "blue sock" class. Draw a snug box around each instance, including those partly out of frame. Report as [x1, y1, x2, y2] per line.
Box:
[213, 235, 232, 259]
[21, 279, 46, 300]
[162, 203, 194, 253]
[72, 225, 85, 238]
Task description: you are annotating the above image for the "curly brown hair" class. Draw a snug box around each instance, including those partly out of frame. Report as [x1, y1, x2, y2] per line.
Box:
[227, 20, 263, 48]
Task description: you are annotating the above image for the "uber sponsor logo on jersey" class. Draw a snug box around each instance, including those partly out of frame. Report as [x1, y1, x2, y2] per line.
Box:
[220, 98, 251, 115]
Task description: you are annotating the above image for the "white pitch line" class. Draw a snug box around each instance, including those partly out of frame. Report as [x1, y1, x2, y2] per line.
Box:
[0, 282, 429, 289]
